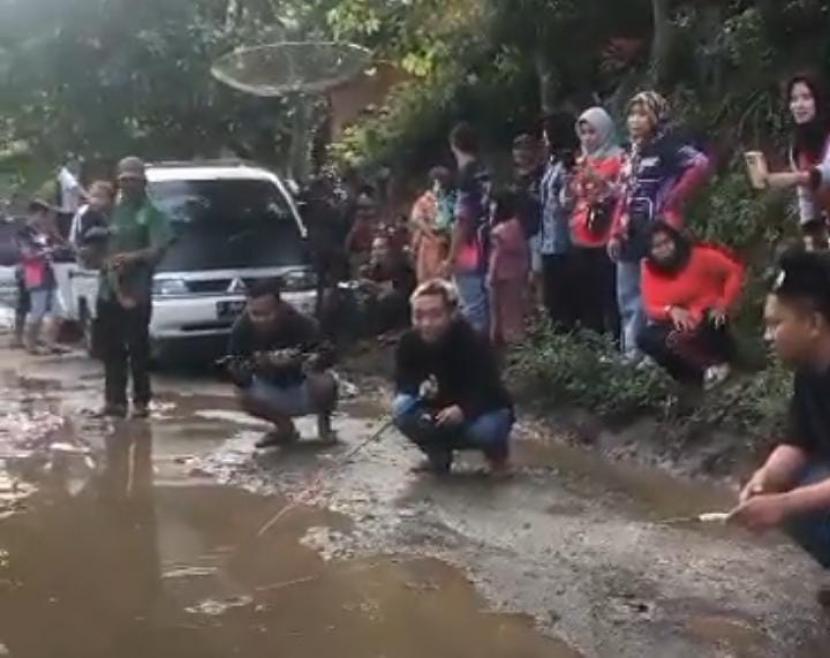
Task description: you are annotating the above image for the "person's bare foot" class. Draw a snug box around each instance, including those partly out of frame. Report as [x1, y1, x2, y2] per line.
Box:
[487, 456, 513, 480]
[817, 585, 830, 609]
[132, 403, 150, 419]
[317, 414, 338, 444]
[96, 404, 128, 419]
[255, 426, 300, 449]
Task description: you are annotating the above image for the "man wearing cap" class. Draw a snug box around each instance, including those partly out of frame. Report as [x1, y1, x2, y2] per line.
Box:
[732, 250, 830, 600]
[97, 157, 172, 418]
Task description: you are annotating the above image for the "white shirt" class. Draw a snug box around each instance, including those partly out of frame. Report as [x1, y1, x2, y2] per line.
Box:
[58, 167, 83, 214]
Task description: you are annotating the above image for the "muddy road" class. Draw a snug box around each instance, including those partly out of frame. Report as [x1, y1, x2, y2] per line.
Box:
[0, 346, 827, 658]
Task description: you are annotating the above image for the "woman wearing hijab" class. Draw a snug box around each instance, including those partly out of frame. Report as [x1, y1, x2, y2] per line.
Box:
[763, 74, 830, 249]
[569, 107, 624, 335]
[638, 222, 744, 388]
[609, 91, 711, 362]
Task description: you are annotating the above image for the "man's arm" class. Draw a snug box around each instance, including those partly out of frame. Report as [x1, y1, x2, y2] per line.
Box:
[741, 443, 809, 502]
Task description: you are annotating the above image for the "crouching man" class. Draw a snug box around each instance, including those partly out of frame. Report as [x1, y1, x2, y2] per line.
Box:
[393, 279, 514, 475]
[731, 250, 830, 598]
[226, 279, 338, 449]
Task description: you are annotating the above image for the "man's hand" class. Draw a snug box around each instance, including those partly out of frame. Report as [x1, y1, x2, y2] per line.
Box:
[435, 405, 464, 427]
[607, 238, 622, 262]
[419, 376, 439, 401]
[710, 307, 728, 328]
[668, 306, 696, 332]
[729, 494, 791, 532]
[739, 468, 770, 504]
[109, 252, 140, 272]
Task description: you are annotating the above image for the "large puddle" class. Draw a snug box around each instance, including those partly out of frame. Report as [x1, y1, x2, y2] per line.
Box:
[0, 364, 580, 658]
[0, 424, 578, 658]
[0, 351, 827, 658]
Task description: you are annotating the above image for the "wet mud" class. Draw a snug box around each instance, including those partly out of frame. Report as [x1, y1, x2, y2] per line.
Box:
[0, 348, 828, 657]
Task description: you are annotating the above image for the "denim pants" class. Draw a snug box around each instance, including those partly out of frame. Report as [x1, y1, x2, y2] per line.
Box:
[393, 394, 513, 468]
[617, 260, 645, 360]
[785, 464, 830, 568]
[454, 272, 489, 335]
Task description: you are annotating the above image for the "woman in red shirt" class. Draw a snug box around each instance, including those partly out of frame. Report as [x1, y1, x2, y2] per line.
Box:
[638, 222, 744, 387]
[569, 107, 624, 335]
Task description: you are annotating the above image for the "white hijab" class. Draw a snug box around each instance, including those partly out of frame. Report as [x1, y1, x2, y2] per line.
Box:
[577, 107, 623, 160]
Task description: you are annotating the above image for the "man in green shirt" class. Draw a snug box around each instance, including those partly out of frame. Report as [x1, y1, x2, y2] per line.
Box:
[97, 157, 172, 418]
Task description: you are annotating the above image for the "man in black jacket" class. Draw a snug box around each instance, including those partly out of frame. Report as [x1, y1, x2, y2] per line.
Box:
[393, 279, 514, 475]
[226, 279, 338, 449]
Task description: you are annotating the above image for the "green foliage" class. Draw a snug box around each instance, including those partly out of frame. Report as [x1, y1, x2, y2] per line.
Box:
[676, 363, 792, 444]
[508, 326, 675, 421]
[509, 325, 792, 445]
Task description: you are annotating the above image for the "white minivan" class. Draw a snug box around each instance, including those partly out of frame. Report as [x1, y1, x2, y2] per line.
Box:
[71, 160, 316, 360]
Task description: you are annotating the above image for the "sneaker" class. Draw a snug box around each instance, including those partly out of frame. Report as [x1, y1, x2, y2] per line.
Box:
[704, 363, 731, 390]
[410, 451, 452, 475]
[255, 427, 300, 449]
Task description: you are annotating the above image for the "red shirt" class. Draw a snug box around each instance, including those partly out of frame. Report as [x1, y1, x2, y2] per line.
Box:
[642, 245, 744, 326]
[570, 153, 623, 248]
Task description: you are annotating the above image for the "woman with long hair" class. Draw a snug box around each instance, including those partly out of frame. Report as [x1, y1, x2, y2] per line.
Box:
[764, 73, 830, 249]
[638, 222, 744, 388]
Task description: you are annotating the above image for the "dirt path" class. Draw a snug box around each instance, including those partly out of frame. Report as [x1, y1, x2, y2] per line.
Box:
[0, 348, 826, 657]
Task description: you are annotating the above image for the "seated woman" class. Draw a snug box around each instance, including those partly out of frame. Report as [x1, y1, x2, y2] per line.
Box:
[638, 222, 744, 388]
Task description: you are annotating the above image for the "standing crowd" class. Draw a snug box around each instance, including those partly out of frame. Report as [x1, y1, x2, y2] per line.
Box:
[11, 75, 830, 596]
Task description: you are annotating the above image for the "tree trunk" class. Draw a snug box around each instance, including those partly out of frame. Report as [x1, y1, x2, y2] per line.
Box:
[535, 51, 558, 115]
[288, 94, 313, 182]
[649, 0, 673, 87]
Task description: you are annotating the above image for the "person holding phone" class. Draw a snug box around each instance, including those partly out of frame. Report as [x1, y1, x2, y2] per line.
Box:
[759, 74, 830, 250]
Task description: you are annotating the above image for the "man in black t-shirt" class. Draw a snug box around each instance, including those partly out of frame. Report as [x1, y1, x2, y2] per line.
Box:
[225, 279, 338, 449]
[393, 279, 514, 476]
[732, 250, 830, 573]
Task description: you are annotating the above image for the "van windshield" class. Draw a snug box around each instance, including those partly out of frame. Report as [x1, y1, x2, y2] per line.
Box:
[149, 178, 308, 273]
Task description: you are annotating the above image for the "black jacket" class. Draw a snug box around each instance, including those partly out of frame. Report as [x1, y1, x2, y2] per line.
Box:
[394, 318, 512, 420]
[228, 303, 335, 385]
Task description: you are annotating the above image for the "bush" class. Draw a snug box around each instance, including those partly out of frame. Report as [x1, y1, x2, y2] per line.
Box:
[508, 326, 675, 421]
[509, 324, 791, 446]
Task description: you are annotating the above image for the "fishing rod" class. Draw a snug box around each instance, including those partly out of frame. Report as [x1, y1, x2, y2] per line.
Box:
[256, 396, 422, 537]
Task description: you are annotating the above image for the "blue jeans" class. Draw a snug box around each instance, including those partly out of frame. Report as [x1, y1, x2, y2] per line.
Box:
[617, 260, 645, 360]
[785, 464, 830, 568]
[393, 394, 513, 469]
[454, 272, 489, 335]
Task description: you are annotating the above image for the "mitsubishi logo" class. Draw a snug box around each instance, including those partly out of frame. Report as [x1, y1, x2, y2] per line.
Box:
[227, 277, 246, 294]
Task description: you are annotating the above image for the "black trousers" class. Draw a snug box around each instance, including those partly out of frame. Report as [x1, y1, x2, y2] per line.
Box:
[541, 253, 578, 331]
[97, 299, 152, 407]
[637, 318, 735, 384]
[570, 246, 619, 337]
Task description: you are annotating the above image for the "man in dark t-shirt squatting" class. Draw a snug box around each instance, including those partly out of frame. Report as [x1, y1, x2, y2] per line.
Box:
[227, 279, 338, 449]
[732, 250, 830, 579]
[393, 279, 514, 476]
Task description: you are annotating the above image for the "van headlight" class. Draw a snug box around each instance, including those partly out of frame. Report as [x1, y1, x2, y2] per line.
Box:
[280, 269, 317, 292]
[152, 277, 189, 297]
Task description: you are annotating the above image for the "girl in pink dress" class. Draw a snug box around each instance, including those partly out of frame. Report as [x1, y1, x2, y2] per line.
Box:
[487, 190, 530, 347]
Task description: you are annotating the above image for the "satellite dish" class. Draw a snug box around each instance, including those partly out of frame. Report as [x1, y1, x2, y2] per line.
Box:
[211, 41, 373, 97]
